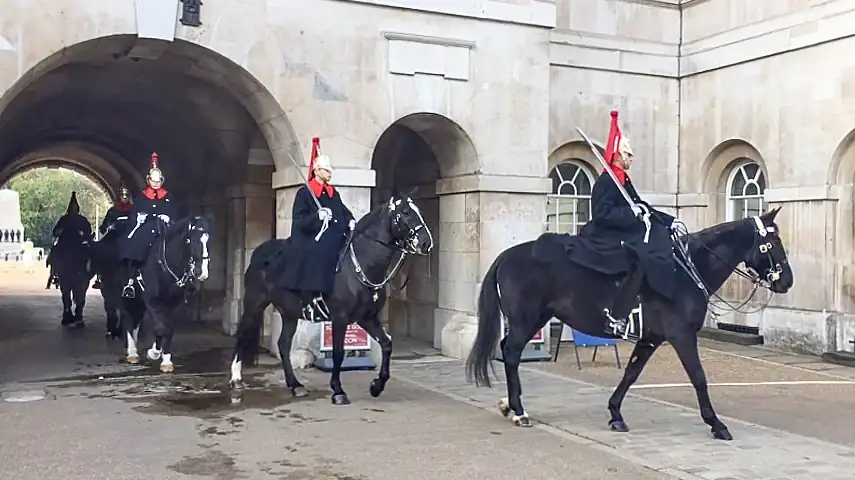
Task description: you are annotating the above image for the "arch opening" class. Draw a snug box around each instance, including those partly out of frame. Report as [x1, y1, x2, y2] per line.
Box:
[370, 113, 477, 347]
[0, 34, 295, 333]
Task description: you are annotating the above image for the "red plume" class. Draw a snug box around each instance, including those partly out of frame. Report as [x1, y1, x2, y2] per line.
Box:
[604, 111, 622, 166]
[150, 152, 159, 169]
[308, 137, 320, 179]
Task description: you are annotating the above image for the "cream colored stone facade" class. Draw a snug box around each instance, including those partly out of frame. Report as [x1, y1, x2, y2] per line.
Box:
[1, 0, 852, 361]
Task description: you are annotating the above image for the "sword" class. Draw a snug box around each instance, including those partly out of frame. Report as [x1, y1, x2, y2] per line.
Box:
[575, 126, 652, 244]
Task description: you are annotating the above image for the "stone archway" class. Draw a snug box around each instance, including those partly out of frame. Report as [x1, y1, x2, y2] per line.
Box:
[0, 34, 299, 334]
[370, 113, 478, 349]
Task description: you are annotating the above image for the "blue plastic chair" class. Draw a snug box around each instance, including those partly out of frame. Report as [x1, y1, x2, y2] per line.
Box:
[553, 327, 622, 370]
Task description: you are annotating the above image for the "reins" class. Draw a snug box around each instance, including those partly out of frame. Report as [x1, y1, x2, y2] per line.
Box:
[677, 218, 779, 316]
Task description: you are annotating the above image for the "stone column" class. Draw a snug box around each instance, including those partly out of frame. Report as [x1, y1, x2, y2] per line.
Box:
[269, 167, 375, 368]
[223, 183, 275, 335]
[437, 174, 550, 360]
[186, 193, 228, 324]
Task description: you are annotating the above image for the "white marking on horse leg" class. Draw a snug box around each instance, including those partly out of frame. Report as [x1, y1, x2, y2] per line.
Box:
[159, 353, 174, 373]
[230, 355, 243, 384]
[132, 326, 140, 343]
[147, 343, 162, 361]
[199, 233, 210, 281]
[126, 332, 138, 363]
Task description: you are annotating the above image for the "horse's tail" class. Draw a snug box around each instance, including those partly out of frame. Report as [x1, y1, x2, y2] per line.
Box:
[465, 252, 505, 388]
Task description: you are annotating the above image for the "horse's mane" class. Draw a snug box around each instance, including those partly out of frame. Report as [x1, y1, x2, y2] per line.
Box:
[354, 201, 391, 233]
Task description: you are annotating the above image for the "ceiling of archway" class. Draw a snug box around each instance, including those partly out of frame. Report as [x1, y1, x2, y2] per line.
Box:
[0, 36, 268, 199]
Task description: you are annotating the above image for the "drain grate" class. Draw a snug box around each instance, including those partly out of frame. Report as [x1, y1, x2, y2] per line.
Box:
[716, 322, 760, 336]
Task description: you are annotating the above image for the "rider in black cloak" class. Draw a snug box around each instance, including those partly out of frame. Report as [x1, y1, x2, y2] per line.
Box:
[118, 152, 179, 298]
[92, 184, 133, 289]
[276, 137, 355, 322]
[48, 192, 94, 325]
[567, 111, 688, 340]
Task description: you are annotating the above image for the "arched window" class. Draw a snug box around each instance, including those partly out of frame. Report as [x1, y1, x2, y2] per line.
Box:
[546, 161, 594, 234]
[726, 161, 766, 221]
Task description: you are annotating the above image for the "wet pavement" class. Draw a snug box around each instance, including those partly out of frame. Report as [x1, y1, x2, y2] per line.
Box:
[5, 266, 855, 479]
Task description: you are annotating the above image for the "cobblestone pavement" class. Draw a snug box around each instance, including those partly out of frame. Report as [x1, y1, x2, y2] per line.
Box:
[392, 358, 855, 480]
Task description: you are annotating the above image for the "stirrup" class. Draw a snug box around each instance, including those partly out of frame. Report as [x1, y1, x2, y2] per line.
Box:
[604, 308, 634, 341]
[312, 296, 330, 320]
[122, 280, 135, 298]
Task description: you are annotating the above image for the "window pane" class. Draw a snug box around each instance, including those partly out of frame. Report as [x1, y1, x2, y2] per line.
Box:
[745, 183, 760, 196]
[746, 198, 762, 218]
[730, 170, 747, 197]
[742, 163, 759, 180]
[757, 172, 766, 191]
[576, 170, 593, 196]
[549, 169, 562, 193]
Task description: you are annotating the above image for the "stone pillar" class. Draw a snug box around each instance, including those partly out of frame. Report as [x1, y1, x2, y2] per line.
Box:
[437, 174, 550, 360]
[224, 184, 275, 335]
[186, 193, 228, 323]
[269, 167, 375, 368]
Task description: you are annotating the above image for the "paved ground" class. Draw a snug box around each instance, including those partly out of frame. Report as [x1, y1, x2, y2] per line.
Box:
[4, 264, 855, 479]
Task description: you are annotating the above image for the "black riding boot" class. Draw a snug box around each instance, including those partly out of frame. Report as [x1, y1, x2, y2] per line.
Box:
[605, 265, 645, 340]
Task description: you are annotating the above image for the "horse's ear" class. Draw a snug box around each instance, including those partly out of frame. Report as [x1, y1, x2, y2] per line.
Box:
[764, 206, 782, 222]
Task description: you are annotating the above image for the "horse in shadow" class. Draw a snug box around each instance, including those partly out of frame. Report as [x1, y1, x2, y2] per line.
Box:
[119, 215, 212, 372]
[229, 189, 433, 406]
[89, 215, 133, 339]
[465, 208, 794, 440]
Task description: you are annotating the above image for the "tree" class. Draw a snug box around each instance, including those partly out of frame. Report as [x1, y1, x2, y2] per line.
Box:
[8, 168, 112, 248]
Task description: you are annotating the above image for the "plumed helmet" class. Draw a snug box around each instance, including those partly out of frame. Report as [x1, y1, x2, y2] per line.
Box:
[618, 137, 634, 159]
[313, 154, 332, 173]
[147, 152, 164, 185]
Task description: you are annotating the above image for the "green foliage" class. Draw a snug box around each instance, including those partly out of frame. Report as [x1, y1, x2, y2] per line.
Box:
[8, 168, 112, 248]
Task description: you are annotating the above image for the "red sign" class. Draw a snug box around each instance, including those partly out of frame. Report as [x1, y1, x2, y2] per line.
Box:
[502, 321, 546, 344]
[320, 322, 371, 352]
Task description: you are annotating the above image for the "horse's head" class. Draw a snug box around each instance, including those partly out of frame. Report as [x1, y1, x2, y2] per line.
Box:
[384, 188, 434, 256]
[185, 215, 212, 282]
[743, 207, 793, 294]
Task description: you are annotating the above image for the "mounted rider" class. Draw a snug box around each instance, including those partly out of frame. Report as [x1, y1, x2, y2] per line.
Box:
[92, 183, 133, 290]
[278, 137, 355, 322]
[47, 192, 94, 289]
[568, 111, 688, 340]
[118, 152, 179, 298]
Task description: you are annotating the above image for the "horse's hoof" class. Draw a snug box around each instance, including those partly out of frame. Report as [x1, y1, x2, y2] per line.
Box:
[512, 414, 532, 427]
[291, 386, 309, 398]
[609, 420, 630, 433]
[497, 398, 511, 417]
[331, 393, 351, 406]
[369, 379, 383, 398]
[229, 379, 245, 391]
[126, 355, 140, 364]
[146, 349, 162, 361]
[160, 363, 175, 373]
[712, 427, 733, 441]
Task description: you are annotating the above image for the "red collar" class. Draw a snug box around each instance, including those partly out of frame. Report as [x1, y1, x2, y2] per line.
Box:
[308, 178, 334, 198]
[115, 201, 133, 212]
[603, 165, 627, 186]
[142, 187, 168, 200]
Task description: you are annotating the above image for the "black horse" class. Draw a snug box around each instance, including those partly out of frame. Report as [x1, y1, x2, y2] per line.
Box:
[48, 233, 93, 328]
[229, 190, 433, 405]
[465, 208, 794, 441]
[120, 215, 212, 371]
[89, 215, 132, 339]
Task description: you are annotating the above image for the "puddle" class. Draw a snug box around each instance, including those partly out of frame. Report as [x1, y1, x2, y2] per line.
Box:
[168, 449, 246, 479]
[2, 389, 50, 402]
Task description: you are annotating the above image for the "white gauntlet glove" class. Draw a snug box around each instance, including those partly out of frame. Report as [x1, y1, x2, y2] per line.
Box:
[671, 219, 688, 237]
[318, 208, 332, 221]
[136, 212, 148, 224]
[157, 214, 171, 223]
[348, 219, 356, 231]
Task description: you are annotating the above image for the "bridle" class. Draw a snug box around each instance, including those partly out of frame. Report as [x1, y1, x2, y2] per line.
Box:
[348, 197, 433, 292]
[157, 218, 209, 289]
[676, 215, 786, 315]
